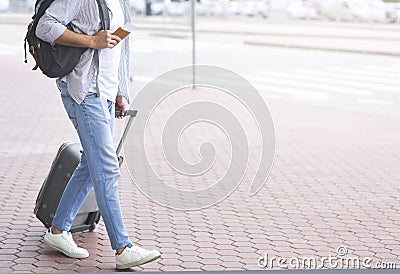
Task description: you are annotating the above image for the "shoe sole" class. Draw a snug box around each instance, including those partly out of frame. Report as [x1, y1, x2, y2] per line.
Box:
[44, 236, 89, 259]
[116, 252, 161, 269]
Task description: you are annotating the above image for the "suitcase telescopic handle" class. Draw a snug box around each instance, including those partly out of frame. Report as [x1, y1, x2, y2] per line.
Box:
[116, 109, 137, 155]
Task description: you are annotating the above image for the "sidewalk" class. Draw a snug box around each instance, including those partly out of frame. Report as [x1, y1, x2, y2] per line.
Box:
[0, 49, 400, 272]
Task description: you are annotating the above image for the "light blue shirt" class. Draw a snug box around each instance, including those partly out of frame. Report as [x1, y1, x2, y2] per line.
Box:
[35, 0, 131, 104]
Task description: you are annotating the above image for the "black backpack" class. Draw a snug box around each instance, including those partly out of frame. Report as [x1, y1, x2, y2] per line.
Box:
[24, 0, 110, 78]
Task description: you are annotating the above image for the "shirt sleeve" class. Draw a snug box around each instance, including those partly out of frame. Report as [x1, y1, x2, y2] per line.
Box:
[35, 0, 83, 43]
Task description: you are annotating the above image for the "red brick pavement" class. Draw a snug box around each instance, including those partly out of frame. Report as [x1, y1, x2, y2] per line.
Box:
[1, 57, 400, 272]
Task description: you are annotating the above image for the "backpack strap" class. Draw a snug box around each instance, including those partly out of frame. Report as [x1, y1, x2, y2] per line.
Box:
[96, 0, 110, 30]
[94, 0, 110, 96]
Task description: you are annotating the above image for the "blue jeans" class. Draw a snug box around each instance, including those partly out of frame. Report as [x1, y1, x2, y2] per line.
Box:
[52, 81, 131, 250]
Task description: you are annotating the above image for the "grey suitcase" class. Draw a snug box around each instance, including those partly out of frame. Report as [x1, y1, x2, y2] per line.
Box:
[34, 110, 137, 233]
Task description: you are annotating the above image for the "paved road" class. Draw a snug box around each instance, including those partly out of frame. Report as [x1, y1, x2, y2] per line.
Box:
[0, 23, 399, 272]
[129, 29, 400, 116]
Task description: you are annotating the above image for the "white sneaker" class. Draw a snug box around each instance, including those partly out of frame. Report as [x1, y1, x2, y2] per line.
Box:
[115, 244, 161, 269]
[43, 228, 89, 259]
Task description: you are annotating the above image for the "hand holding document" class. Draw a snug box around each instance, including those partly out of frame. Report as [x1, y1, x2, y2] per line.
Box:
[112, 23, 134, 41]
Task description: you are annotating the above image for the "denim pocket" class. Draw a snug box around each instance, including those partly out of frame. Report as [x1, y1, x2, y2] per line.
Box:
[83, 92, 98, 100]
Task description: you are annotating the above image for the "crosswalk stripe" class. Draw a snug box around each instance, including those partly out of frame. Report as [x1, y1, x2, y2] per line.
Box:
[255, 70, 398, 94]
[357, 99, 396, 105]
[363, 65, 400, 75]
[330, 67, 400, 84]
[253, 83, 331, 101]
[294, 68, 400, 87]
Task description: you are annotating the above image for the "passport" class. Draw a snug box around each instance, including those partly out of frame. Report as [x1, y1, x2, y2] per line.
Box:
[112, 23, 134, 41]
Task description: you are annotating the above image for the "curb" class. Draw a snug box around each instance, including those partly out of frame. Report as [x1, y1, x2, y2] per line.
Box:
[244, 39, 400, 57]
[150, 31, 190, 39]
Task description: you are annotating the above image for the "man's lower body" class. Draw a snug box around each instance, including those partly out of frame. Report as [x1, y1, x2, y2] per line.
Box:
[43, 82, 160, 269]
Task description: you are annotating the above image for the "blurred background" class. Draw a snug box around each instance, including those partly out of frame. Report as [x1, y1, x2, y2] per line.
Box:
[1, 0, 400, 115]
[1, 0, 400, 23]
